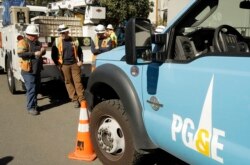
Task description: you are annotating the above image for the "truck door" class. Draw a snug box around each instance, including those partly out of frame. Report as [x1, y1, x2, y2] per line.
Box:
[141, 56, 250, 164]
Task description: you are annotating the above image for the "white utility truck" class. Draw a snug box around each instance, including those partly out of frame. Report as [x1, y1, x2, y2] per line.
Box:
[0, 5, 59, 94]
[0, 0, 106, 94]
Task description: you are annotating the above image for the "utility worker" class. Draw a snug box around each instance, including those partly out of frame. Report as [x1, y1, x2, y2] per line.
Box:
[51, 24, 84, 108]
[17, 24, 46, 116]
[91, 24, 112, 69]
[106, 24, 117, 48]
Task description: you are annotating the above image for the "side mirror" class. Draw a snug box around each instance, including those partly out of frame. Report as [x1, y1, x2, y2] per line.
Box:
[125, 18, 153, 65]
[240, 0, 250, 9]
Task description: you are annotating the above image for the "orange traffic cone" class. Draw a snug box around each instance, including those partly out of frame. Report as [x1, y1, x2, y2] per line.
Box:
[68, 100, 96, 161]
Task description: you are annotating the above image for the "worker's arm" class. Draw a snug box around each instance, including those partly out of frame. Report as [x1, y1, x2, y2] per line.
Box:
[78, 46, 83, 62]
[91, 39, 101, 55]
[51, 42, 59, 65]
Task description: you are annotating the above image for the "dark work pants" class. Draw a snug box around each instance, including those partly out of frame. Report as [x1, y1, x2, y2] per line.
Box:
[22, 72, 40, 111]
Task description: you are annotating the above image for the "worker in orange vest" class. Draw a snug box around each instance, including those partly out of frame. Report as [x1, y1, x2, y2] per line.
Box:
[106, 24, 117, 48]
[91, 24, 112, 55]
[51, 24, 84, 108]
[90, 24, 112, 71]
[17, 24, 46, 115]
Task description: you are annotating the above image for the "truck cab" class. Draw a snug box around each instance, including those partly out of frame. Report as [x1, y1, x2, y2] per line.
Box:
[85, 0, 250, 164]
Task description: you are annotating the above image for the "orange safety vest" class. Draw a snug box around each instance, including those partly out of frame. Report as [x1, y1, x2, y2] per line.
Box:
[91, 36, 111, 71]
[55, 36, 79, 64]
[110, 31, 117, 48]
[17, 38, 29, 54]
[17, 38, 32, 72]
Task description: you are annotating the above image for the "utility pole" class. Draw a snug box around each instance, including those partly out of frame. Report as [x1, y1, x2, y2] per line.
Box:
[156, 0, 158, 25]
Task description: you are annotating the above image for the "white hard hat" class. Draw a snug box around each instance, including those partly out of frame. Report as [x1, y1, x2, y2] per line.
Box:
[107, 24, 114, 30]
[25, 24, 39, 35]
[95, 24, 106, 34]
[155, 25, 165, 33]
[57, 24, 70, 33]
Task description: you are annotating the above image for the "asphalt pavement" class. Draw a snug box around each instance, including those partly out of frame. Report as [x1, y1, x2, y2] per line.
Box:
[0, 73, 189, 165]
[0, 73, 102, 165]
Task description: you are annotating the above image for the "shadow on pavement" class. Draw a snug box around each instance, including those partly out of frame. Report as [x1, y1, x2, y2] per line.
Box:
[33, 76, 88, 112]
[0, 156, 14, 165]
[138, 149, 189, 165]
[38, 80, 70, 111]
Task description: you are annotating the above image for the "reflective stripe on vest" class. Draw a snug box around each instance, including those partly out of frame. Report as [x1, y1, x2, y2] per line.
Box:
[17, 38, 29, 54]
[17, 38, 31, 71]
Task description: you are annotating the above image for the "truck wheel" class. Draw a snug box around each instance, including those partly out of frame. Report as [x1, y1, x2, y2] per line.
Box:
[90, 99, 142, 165]
[6, 58, 17, 94]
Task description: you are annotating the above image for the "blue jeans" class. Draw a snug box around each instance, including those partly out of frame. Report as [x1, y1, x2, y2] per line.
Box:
[22, 72, 41, 111]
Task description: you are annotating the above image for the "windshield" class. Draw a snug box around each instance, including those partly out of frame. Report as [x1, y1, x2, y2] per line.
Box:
[183, 0, 250, 37]
[170, 0, 250, 61]
[200, 0, 250, 36]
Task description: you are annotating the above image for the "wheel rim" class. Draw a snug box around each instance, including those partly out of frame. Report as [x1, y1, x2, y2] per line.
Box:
[97, 117, 125, 155]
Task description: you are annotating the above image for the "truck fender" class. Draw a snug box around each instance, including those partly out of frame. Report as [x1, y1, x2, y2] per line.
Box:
[85, 63, 157, 151]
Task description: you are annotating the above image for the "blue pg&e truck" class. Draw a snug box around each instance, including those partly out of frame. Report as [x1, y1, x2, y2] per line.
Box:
[85, 0, 250, 164]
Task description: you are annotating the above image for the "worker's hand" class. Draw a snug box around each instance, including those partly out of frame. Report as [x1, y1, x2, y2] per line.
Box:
[34, 51, 42, 57]
[57, 64, 62, 70]
[77, 61, 83, 66]
[40, 47, 46, 53]
[40, 47, 46, 56]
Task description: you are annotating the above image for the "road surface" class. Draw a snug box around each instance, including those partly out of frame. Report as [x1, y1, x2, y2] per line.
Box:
[0, 73, 102, 165]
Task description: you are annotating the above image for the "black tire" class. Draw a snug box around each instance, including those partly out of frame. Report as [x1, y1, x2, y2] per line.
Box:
[6, 58, 17, 94]
[90, 99, 142, 165]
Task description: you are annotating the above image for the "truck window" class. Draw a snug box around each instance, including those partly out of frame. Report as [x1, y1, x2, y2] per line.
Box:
[172, 0, 250, 61]
[29, 11, 46, 20]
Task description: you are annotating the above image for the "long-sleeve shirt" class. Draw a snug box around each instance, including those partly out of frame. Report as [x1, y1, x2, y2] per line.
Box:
[18, 38, 45, 74]
[51, 37, 83, 65]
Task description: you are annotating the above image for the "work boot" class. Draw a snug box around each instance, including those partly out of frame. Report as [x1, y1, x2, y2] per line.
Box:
[28, 109, 39, 116]
[73, 101, 80, 108]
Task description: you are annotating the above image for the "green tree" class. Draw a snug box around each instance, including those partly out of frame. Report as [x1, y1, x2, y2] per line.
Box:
[97, 0, 154, 27]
